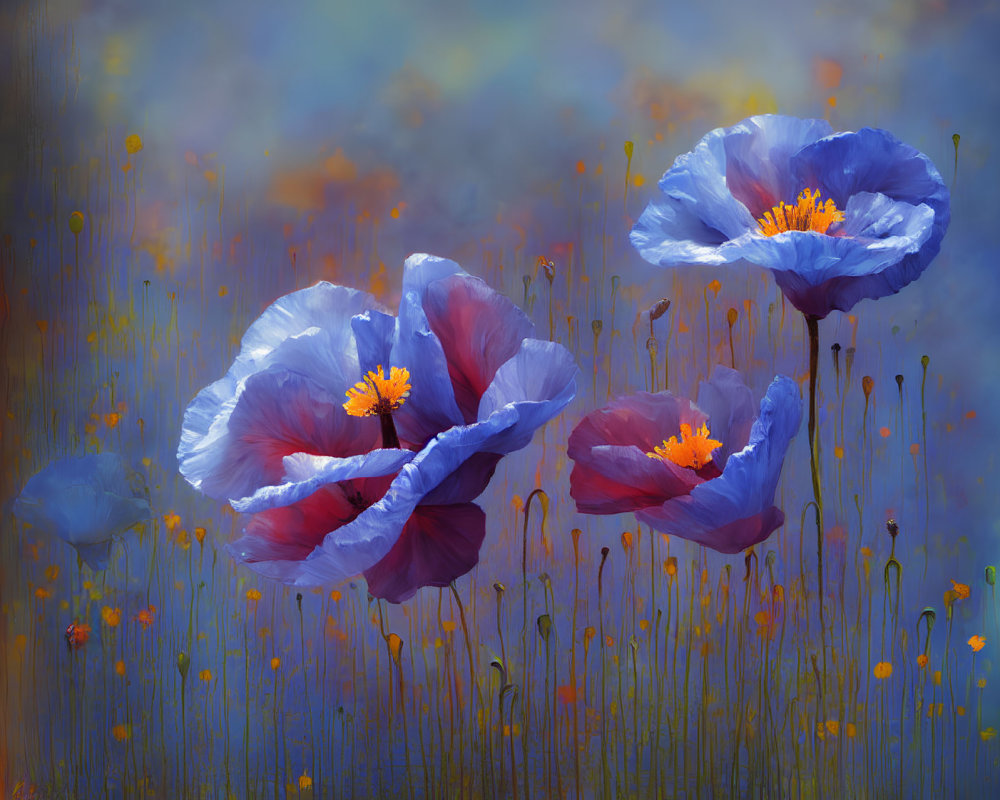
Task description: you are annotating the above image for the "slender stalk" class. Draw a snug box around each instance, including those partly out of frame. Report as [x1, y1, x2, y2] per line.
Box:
[806, 313, 828, 691]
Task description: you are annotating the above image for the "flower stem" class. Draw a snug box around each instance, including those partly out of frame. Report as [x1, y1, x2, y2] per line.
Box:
[379, 412, 400, 449]
[806, 313, 828, 692]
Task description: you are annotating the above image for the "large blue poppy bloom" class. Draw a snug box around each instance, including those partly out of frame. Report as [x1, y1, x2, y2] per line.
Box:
[630, 115, 950, 318]
[568, 368, 801, 553]
[14, 453, 151, 570]
[178, 253, 577, 602]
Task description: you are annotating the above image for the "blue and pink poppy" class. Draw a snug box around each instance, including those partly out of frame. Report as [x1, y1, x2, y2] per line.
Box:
[568, 368, 801, 553]
[177, 253, 577, 602]
[630, 114, 950, 318]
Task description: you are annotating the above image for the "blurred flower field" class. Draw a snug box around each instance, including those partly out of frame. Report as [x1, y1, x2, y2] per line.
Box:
[1, 1, 998, 797]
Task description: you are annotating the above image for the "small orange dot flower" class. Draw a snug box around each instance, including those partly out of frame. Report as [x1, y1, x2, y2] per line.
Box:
[101, 607, 122, 628]
[873, 661, 893, 679]
[917, 654, 928, 668]
[111, 724, 130, 742]
[757, 188, 845, 237]
[270, 657, 280, 671]
[198, 669, 213, 683]
[115, 660, 126, 677]
[343, 365, 411, 418]
[65, 622, 91, 649]
[648, 423, 722, 470]
[951, 580, 970, 600]
[246, 588, 262, 603]
[968, 635, 986, 653]
[124, 133, 143, 154]
[34, 586, 51, 600]
[163, 512, 181, 532]
[194, 527, 206, 544]
[298, 772, 313, 790]
[981, 727, 997, 742]
[135, 605, 156, 629]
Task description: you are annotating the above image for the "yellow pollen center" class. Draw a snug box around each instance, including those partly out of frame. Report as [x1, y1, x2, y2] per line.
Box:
[757, 188, 845, 237]
[343, 365, 411, 417]
[647, 423, 722, 470]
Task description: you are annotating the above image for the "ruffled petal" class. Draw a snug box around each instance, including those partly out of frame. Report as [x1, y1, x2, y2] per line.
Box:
[179, 284, 380, 498]
[234, 282, 381, 381]
[363, 504, 487, 602]
[350, 309, 396, 378]
[232, 447, 415, 513]
[570, 444, 702, 514]
[422, 272, 535, 422]
[477, 338, 578, 452]
[636, 374, 802, 553]
[721, 115, 834, 217]
[629, 194, 737, 267]
[630, 120, 759, 266]
[294, 405, 524, 586]
[392, 254, 465, 446]
[181, 366, 379, 501]
[791, 127, 950, 222]
[227, 484, 364, 581]
[421, 452, 502, 504]
[695, 366, 757, 464]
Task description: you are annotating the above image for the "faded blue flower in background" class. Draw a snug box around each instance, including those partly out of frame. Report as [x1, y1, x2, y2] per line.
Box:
[630, 114, 950, 318]
[568, 368, 801, 553]
[13, 453, 151, 570]
[178, 253, 578, 602]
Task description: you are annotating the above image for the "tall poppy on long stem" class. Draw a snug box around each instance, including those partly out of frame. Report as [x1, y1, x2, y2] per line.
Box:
[631, 114, 950, 674]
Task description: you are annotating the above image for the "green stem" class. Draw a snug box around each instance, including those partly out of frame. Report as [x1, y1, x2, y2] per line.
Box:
[806, 313, 828, 696]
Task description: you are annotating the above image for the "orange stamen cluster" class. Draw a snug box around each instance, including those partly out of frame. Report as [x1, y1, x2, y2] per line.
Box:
[343, 365, 411, 417]
[648, 423, 722, 470]
[757, 188, 845, 237]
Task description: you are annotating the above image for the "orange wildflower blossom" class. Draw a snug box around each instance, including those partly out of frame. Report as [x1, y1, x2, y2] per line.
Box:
[134, 606, 157, 629]
[968, 635, 986, 653]
[101, 606, 122, 627]
[64, 621, 91, 649]
[951, 580, 970, 600]
[873, 662, 893, 679]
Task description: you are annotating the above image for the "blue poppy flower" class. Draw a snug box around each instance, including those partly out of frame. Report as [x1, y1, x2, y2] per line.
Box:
[568, 368, 801, 553]
[630, 115, 950, 318]
[14, 453, 151, 570]
[178, 253, 577, 602]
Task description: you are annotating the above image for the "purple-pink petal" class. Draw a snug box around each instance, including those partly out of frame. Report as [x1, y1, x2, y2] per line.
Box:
[185, 367, 378, 502]
[422, 272, 535, 423]
[363, 503, 487, 603]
